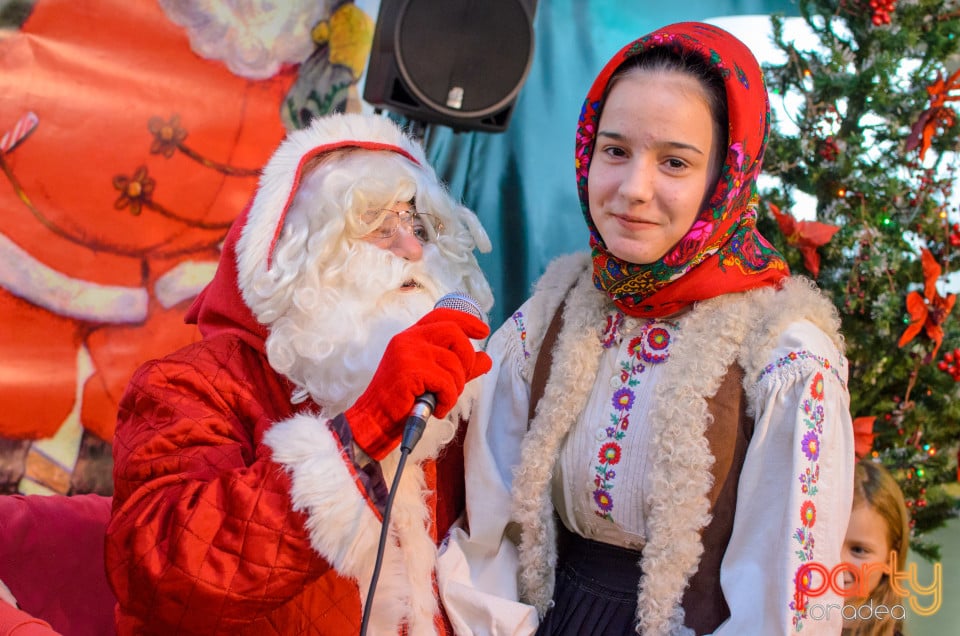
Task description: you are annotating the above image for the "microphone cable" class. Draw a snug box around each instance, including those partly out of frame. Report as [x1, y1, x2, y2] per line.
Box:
[359, 393, 435, 636]
[359, 291, 483, 634]
[359, 445, 410, 636]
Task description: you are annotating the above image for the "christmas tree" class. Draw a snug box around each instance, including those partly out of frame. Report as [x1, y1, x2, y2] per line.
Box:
[759, 0, 960, 560]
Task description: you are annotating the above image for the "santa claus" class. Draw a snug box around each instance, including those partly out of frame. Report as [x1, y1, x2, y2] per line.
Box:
[105, 113, 494, 635]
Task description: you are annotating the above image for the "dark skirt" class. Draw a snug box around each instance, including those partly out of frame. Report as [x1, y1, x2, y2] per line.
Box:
[535, 523, 643, 636]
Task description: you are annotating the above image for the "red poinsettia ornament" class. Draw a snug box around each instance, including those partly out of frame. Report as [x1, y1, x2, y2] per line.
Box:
[852, 416, 876, 459]
[897, 248, 956, 359]
[906, 68, 960, 161]
[769, 203, 839, 278]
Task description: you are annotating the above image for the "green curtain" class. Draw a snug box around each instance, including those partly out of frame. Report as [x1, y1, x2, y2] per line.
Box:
[421, 0, 798, 325]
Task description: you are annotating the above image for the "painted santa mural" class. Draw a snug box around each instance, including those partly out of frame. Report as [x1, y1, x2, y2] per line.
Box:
[0, 0, 377, 495]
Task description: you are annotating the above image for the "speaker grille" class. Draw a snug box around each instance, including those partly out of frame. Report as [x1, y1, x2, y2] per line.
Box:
[394, 0, 534, 118]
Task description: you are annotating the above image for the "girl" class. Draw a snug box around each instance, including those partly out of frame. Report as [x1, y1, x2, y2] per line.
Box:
[842, 460, 911, 636]
[438, 22, 855, 635]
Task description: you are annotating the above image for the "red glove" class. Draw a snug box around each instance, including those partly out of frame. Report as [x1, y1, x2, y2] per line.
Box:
[345, 308, 492, 460]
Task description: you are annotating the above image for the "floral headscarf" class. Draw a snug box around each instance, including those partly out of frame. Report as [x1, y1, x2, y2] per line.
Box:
[577, 22, 788, 317]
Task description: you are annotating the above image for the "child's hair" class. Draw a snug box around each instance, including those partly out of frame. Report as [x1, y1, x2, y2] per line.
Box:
[847, 459, 910, 636]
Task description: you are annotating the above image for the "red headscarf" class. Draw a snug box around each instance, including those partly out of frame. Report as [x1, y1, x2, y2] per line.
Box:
[576, 22, 788, 317]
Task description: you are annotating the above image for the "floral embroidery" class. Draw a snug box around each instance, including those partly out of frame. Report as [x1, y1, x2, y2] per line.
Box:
[591, 319, 675, 521]
[601, 311, 625, 349]
[800, 430, 820, 462]
[809, 372, 825, 400]
[759, 350, 846, 390]
[599, 442, 622, 465]
[792, 566, 816, 621]
[799, 465, 820, 496]
[612, 388, 634, 412]
[791, 372, 827, 630]
[641, 327, 671, 362]
[593, 488, 613, 513]
[799, 500, 816, 527]
[511, 311, 530, 359]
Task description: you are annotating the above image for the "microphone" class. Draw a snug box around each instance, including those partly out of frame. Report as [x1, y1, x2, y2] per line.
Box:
[400, 291, 485, 453]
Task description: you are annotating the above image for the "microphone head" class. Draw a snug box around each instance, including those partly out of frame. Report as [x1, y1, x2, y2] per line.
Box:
[434, 291, 485, 323]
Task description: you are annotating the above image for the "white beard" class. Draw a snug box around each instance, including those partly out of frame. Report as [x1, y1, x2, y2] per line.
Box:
[265, 241, 466, 418]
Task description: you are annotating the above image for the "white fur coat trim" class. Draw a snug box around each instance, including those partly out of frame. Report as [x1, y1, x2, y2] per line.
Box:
[636, 288, 757, 636]
[264, 413, 443, 635]
[511, 256, 839, 635]
[512, 256, 609, 613]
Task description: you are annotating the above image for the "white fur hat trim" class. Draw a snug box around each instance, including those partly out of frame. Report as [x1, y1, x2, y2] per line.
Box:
[235, 113, 428, 295]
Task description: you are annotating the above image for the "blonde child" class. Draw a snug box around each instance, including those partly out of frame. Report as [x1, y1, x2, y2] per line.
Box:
[841, 460, 911, 636]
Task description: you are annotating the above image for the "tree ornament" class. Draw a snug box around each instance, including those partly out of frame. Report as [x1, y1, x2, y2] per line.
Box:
[906, 68, 960, 161]
[852, 416, 877, 459]
[868, 0, 897, 26]
[768, 203, 839, 278]
[897, 249, 956, 360]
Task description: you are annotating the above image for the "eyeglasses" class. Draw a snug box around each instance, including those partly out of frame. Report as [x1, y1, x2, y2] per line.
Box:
[359, 208, 443, 244]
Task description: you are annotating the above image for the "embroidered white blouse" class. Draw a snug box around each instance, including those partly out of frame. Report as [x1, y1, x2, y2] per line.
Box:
[554, 314, 679, 549]
[438, 260, 855, 636]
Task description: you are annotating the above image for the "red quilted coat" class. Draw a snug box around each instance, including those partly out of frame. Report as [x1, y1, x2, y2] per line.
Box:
[106, 159, 466, 634]
[107, 331, 465, 635]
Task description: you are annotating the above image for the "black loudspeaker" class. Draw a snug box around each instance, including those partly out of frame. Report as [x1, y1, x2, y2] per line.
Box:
[363, 0, 537, 133]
